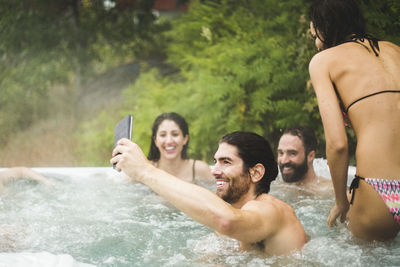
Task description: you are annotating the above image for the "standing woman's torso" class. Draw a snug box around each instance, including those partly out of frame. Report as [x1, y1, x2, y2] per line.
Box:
[324, 39, 400, 178]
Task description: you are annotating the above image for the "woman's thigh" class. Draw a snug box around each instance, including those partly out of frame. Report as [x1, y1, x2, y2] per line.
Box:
[348, 180, 400, 240]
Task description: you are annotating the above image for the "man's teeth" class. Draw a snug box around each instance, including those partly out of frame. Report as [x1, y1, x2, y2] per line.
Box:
[216, 181, 226, 186]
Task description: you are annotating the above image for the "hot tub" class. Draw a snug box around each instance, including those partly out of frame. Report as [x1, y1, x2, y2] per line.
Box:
[0, 162, 399, 266]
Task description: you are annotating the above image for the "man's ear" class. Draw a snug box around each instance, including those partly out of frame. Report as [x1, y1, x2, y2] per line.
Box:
[250, 163, 265, 183]
[307, 150, 316, 164]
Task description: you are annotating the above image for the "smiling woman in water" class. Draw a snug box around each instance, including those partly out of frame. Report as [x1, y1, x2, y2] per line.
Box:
[147, 112, 213, 183]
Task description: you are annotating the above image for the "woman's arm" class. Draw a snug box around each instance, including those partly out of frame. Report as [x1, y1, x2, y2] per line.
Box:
[309, 53, 350, 226]
[0, 167, 50, 188]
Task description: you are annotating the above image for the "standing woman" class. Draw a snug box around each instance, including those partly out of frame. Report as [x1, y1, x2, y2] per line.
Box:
[308, 0, 400, 240]
[148, 112, 213, 183]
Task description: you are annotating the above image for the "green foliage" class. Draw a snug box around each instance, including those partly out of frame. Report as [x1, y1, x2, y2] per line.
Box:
[124, 69, 173, 157]
[75, 110, 117, 166]
[118, 0, 400, 164]
[2, 0, 399, 165]
[120, 0, 319, 163]
[0, 58, 52, 143]
[74, 71, 150, 165]
[361, 0, 400, 43]
[0, 0, 162, 145]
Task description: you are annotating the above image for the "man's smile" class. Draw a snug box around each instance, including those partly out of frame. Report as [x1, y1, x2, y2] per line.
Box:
[280, 164, 294, 174]
[216, 178, 228, 189]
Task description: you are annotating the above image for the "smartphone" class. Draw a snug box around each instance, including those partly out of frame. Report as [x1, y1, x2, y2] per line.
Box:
[113, 115, 133, 169]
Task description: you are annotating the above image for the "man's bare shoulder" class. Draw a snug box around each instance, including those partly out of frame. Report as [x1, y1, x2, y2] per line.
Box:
[316, 176, 332, 186]
[242, 194, 292, 218]
[271, 177, 333, 197]
[307, 176, 332, 194]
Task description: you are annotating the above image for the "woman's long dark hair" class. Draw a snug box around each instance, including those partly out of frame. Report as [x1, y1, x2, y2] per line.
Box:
[147, 112, 189, 161]
[309, 0, 366, 49]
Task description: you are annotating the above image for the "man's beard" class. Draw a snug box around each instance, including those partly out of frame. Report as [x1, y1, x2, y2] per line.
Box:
[279, 157, 308, 183]
[218, 172, 250, 204]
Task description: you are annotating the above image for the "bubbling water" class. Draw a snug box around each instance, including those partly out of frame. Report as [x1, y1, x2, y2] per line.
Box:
[0, 163, 399, 267]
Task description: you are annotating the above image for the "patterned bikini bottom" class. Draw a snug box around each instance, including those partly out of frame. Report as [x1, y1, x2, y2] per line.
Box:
[350, 175, 400, 225]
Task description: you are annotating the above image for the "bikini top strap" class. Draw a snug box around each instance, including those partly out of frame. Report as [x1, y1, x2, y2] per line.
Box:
[366, 35, 380, 57]
[345, 90, 400, 114]
[340, 34, 380, 57]
[192, 159, 196, 182]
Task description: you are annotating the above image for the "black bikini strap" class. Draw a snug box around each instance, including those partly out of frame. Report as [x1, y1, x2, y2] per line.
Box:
[341, 34, 380, 57]
[349, 175, 365, 205]
[345, 90, 400, 113]
[192, 159, 196, 181]
[363, 34, 380, 57]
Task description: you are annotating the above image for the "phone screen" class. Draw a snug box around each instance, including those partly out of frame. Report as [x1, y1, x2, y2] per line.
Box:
[113, 115, 133, 169]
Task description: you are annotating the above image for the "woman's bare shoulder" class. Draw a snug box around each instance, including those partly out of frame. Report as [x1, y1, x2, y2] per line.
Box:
[379, 40, 400, 49]
[309, 49, 335, 71]
[308, 50, 334, 82]
[379, 41, 400, 60]
[193, 159, 213, 182]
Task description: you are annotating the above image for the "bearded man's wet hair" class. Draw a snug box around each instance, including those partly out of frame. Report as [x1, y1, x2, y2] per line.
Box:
[283, 126, 317, 155]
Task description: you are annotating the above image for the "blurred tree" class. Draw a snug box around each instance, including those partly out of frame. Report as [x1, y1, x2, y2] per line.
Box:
[122, 0, 318, 162]
[361, 0, 400, 44]
[4, 0, 397, 165]
[115, 0, 400, 164]
[0, 0, 162, 143]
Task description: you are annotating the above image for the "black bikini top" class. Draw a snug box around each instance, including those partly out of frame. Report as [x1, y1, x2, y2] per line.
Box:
[345, 90, 400, 114]
[192, 159, 196, 181]
[333, 35, 400, 114]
